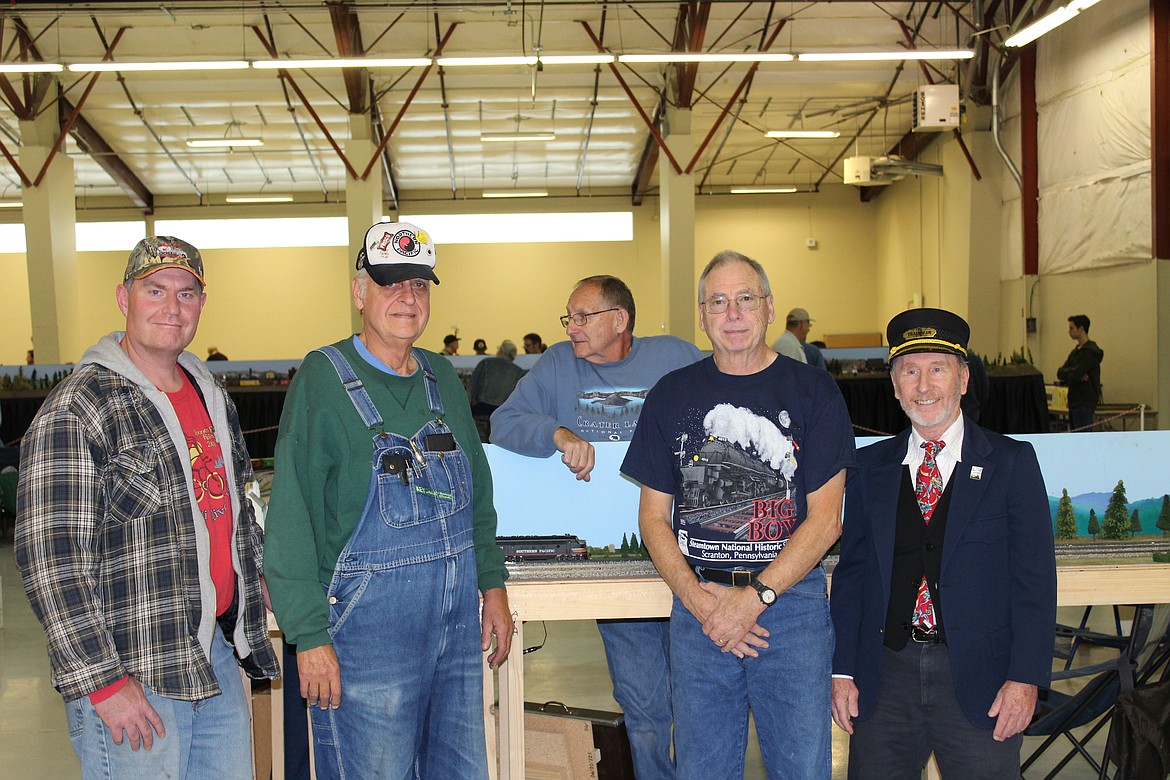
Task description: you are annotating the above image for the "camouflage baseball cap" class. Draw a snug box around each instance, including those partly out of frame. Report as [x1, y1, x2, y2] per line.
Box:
[123, 236, 205, 286]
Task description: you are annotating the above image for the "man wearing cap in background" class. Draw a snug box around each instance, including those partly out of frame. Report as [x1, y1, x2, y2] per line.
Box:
[771, 306, 826, 369]
[264, 222, 512, 779]
[16, 237, 280, 777]
[441, 333, 461, 355]
[830, 307, 1056, 778]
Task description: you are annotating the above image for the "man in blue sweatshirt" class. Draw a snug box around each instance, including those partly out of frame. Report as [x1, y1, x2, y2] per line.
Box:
[491, 275, 701, 779]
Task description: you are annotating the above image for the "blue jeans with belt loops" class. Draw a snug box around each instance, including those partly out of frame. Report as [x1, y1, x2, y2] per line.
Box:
[670, 566, 833, 780]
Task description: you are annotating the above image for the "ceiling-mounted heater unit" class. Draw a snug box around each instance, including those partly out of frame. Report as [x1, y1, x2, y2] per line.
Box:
[843, 155, 944, 186]
[913, 84, 961, 132]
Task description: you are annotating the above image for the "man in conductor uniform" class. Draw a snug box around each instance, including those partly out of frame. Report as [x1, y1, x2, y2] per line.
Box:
[830, 308, 1056, 778]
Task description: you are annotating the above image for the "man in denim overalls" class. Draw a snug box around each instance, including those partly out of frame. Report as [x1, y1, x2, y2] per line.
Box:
[265, 222, 513, 779]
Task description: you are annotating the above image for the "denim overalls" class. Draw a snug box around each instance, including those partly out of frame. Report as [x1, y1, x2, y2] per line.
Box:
[311, 345, 487, 780]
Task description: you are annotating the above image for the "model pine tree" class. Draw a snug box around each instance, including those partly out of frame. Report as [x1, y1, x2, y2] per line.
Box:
[1158, 495, 1170, 536]
[1054, 489, 1079, 540]
[1088, 508, 1100, 539]
[620, 533, 630, 555]
[1130, 509, 1142, 535]
[1101, 480, 1130, 540]
[629, 532, 639, 553]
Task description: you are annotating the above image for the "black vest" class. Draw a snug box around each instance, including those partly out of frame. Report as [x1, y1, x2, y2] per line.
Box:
[883, 467, 955, 650]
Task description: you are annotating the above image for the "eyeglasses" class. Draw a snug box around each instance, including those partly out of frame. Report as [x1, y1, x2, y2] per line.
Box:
[560, 307, 620, 328]
[700, 292, 767, 315]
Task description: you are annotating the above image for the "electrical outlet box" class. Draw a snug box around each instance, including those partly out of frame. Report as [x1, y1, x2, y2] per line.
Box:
[806, 238, 817, 249]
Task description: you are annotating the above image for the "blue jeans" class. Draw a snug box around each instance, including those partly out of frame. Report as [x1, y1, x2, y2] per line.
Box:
[66, 627, 253, 780]
[670, 567, 833, 780]
[598, 618, 675, 779]
[311, 551, 487, 780]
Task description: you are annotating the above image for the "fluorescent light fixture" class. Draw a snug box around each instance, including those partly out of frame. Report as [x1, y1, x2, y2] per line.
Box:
[0, 201, 22, 208]
[481, 132, 556, 142]
[68, 60, 250, 73]
[1003, 5, 1081, 47]
[186, 138, 264, 148]
[482, 190, 548, 198]
[0, 63, 62, 73]
[225, 195, 294, 204]
[155, 217, 349, 249]
[436, 56, 537, 67]
[618, 53, 794, 64]
[798, 50, 974, 62]
[253, 57, 431, 69]
[538, 54, 616, 65]
[765, 130, 840, 139]
[402, 212, 633, 243]
[730, 187, 799, 194]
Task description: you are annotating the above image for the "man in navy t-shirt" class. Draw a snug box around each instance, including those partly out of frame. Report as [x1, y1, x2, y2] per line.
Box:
[622, 251, 855, 779]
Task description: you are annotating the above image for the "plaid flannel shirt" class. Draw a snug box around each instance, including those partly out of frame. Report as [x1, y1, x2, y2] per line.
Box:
[16, 342, 279, 702]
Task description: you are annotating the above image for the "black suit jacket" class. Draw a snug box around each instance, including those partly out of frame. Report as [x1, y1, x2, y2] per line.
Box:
[830, 418, 1057, 729]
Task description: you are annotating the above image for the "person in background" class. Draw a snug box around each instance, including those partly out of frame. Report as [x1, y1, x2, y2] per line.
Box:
[26, 349, 34, 365]
[472, 338, 488, 355]
[770, 307, 815, 366]
[621, 253, 854, 779]
[264, 222, 512, 779]
[16, 236, 279, 778]
[441, 334, 460, 356]
[831, 307, 1056, 779]
[1056, 314, 1103, 432]
[207, 345, 229, 361]
[492, 275, 701, 779]
[469, 339, 526, 441]
[522, 332, 546, 354]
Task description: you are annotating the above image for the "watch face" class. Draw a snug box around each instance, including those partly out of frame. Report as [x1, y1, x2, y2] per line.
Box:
[753, 579, 777, 605]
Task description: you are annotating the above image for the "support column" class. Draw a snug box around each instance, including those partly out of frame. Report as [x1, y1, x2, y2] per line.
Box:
[1152, 0, 1170, 428]
[20, 109, 80, 363]
[660, 107, 696, 340]
[346, 114, 384, 333]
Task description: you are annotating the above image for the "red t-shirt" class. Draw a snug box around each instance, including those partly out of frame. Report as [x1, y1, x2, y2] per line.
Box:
[90, 373, 238, 704]
[167, 372, 236, 617]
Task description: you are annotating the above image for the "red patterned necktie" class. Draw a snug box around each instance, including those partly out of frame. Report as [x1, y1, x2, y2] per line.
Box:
[912, 440, 945, 630]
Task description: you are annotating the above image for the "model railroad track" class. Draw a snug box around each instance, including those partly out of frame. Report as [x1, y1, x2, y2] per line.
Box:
[1054, 540, 1170, 559]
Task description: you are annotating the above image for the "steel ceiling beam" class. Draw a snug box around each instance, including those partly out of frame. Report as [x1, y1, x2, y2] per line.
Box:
[253, 23, 360, 181]
[673, 1, 711, 107]
[360, 22, 458, 181]
[327, 1, 369, 113]
[61, 95, 153, 212]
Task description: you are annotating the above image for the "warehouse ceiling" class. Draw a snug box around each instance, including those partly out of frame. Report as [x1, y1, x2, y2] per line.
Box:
[0, 1, 1038, 212]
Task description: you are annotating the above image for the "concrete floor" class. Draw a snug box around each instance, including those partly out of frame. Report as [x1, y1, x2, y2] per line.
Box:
[1, 539, 1121, 778]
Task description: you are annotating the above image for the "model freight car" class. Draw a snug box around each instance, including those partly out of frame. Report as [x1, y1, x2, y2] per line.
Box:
[497, 534, 589, 561]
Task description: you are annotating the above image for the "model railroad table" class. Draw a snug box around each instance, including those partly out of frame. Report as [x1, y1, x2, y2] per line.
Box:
[494, 561, 1170, 780]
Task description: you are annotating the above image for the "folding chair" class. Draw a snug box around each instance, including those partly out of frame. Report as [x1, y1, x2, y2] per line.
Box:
[1021, 604, 1170, 779]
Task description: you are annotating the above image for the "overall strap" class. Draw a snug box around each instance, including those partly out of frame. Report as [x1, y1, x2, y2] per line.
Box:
[314, 345, 384, 431]
[412, 348, 445, 418]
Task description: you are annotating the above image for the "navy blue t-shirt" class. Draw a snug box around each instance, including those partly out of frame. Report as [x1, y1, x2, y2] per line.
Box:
[621, 355, 856, 569]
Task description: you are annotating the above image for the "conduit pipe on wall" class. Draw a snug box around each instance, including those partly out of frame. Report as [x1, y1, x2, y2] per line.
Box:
[991, 55, 1023, 190]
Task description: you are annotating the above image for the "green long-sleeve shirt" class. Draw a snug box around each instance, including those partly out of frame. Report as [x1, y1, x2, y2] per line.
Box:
[263, 337, 507, 651]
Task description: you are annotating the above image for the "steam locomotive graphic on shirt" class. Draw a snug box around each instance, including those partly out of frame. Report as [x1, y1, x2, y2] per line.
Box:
[674, 403, 800, 547]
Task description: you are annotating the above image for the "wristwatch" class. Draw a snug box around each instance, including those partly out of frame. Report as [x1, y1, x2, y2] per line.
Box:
[751, 577, 777, 607]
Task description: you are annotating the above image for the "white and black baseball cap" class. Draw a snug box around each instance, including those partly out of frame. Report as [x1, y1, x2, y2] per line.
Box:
[355, 221, 440, 286]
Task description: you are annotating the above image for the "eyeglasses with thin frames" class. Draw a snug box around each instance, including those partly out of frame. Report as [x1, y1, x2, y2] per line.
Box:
[560, 307, 620, 328]
[699, 292, 767, 315]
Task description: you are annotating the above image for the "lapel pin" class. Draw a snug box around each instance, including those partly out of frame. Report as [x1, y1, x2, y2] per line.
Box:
[970, 466, 983, 480]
